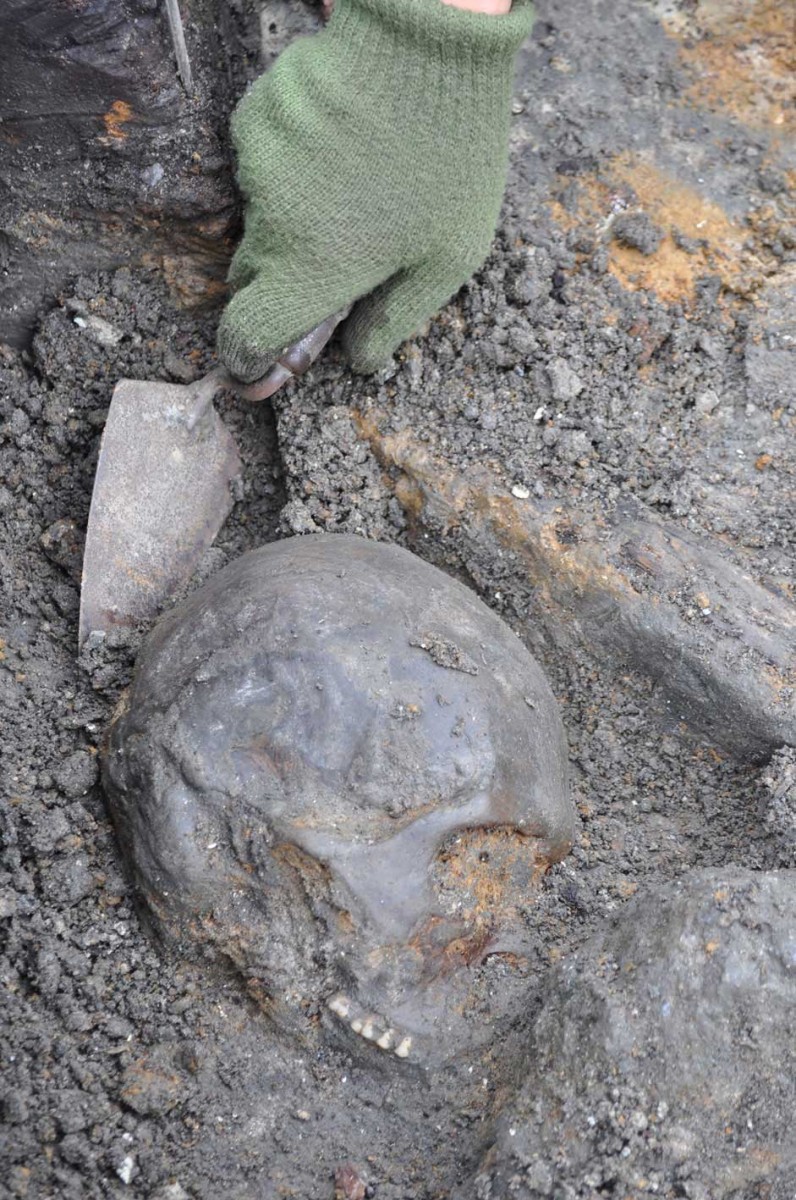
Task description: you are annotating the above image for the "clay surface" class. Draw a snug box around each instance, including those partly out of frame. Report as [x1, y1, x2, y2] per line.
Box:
[104, 535, 572, 1061]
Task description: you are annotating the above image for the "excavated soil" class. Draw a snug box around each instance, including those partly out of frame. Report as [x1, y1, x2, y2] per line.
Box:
[1, 0, 794, 1197]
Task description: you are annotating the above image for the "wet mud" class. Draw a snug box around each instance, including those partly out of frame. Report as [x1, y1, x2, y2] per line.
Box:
[1, 0, 794, 1197]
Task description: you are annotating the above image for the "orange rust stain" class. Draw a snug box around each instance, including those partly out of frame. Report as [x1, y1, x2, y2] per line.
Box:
[440, 925, 496, 971]
[12, 210, 67, 250]
[663, 0, 796, 131]
[273, 841, 332, 887]
[354, 413, 468, 530]
[102, 99, 134, 141]
[108, 686, 131, 733]
[336, 909, 355, 937]
[393, 474, 426, 523]
[160, 254, 229, 309]
[485, 492, 635, 609]
[359, 414, 641, 613]
[548, 154, 756, 306]
[617, 880, 638, 899]
[744, 1146, 783, 1171]
[120, 1064, 182, 1108]
[762, 662, 796, 699]
[435, 827, 548, 920]
[195, 214, 235, 239]
[246, 976, 275, 1011]
[611, 233, 719, 305]
[610, 157, 743, 301]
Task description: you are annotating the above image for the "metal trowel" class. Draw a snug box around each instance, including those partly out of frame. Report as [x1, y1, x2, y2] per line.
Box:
[78, 310, 348, 646]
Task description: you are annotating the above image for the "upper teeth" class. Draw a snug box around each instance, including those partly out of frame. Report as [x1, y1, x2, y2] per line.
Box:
[394, 1036, 412, 1058]
[328, 994, 351, 1019]
[326, 993, 413, 1062]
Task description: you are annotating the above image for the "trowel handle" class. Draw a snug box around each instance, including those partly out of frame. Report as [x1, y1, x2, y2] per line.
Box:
[235, 306, 353, 403]
[185, 305, 352, 423]
[184, 366, 231, 432]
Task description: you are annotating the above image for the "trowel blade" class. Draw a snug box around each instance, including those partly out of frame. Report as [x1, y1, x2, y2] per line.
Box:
[79, 377, 241, 646]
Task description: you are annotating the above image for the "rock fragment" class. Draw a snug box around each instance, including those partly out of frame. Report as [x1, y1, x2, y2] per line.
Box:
[116, 1155, 135, 1185]
[694, 387, 720, 415]
[40, 518, 84, 583]
[547, 357, 584, 402]
[611, 211, 664, 255]
[474, 868, 796, 1199]
[54, 751, 98, 798]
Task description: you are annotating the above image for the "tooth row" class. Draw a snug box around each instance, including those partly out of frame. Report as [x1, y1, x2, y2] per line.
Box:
[326, 993, 413, 1061]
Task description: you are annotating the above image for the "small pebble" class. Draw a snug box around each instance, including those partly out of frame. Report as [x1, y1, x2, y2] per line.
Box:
[79, 313, 124, 347]
[511, 484, 530, 499]
[54, 750, 99, 798]
[116, 1155, 135, 1185]
[611, 211, 664, 256]
[149, 1186, 190, 1200]
[695, 389, 720, 415]
[547, 358, 584, 403]
[141, 162, 165, 189]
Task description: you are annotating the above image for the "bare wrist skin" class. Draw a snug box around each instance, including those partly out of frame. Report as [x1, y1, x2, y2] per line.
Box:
[441, 0, 512, 13]
[322, 0, 513, 19]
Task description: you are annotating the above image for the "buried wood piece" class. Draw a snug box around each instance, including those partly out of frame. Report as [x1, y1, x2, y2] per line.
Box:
[358, 418, 795, 763]
[0, 0, 239, 348]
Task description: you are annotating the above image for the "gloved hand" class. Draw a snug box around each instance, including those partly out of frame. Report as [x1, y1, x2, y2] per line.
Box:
[218, 0, 534, 383]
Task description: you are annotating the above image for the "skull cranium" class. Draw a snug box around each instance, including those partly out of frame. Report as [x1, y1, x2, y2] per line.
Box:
[103, 535, 573, 1065]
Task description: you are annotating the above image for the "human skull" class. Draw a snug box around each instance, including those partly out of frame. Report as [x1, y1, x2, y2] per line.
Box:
[103, 535, 573, 1066]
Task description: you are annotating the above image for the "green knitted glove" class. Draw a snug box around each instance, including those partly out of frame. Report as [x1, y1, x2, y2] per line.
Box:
[218, 0, 534, 382]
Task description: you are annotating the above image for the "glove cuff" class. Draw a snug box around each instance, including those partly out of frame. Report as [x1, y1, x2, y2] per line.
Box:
[329, 0, 535, 67]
